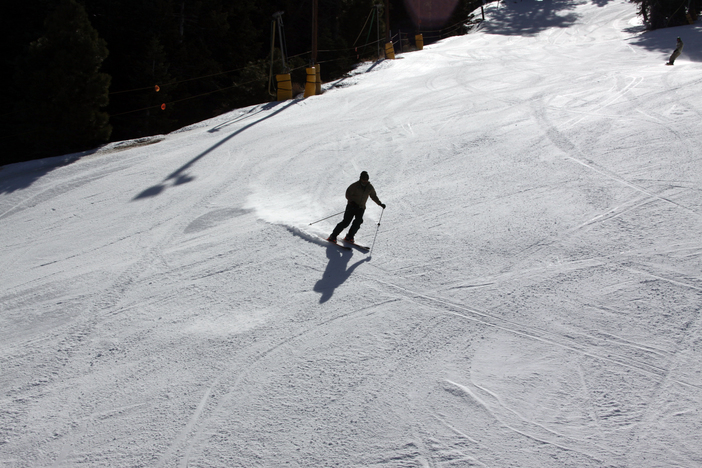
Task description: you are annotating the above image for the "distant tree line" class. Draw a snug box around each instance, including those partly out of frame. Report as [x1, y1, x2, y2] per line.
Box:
[630, 0, 700, 30]
[12, 0, 688, 165]
[0, 0, 478, 165]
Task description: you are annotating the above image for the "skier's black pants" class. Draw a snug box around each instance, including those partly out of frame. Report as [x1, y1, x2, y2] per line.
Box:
[331, 203, 365, 239]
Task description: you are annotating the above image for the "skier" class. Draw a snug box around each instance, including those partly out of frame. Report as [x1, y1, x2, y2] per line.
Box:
[328, 171, 386, 244]
[667, 37, 684, 65]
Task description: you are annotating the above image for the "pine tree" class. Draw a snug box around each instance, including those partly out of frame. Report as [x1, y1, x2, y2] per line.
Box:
[14, 0, 112, 158]
[629, 0, 699, 29]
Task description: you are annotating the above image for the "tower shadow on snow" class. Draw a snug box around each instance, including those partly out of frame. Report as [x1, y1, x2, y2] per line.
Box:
[132, 100, 297, 201]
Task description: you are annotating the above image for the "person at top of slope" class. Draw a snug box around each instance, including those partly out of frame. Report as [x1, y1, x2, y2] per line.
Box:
[667, 37, 684, 65]
[328, 171, 386, 244]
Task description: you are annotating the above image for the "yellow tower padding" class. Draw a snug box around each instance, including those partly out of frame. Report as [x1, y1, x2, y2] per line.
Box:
[315, 63, 322, 95]
[415, 34, 424, 50]
[385, 42, 395, 60]
[276, 74, 292, 101]
[304, 67, 316, 98]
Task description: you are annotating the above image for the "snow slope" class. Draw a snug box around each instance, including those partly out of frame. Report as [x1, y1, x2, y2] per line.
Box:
[2, 0, 702, 466]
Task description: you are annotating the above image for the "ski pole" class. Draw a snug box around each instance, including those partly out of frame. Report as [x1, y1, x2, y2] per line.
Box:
[309, 210, 345, 226]
[369, 207, 385, 256]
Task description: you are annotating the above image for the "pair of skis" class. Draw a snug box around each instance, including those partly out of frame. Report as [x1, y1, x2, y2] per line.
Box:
[321, 236, 370, 252]
[312, 207, 384, 254]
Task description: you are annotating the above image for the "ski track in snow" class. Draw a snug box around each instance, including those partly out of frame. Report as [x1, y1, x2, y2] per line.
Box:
[362, 268, 697, 386]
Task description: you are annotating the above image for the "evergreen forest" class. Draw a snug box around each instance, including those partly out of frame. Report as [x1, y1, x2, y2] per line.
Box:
[1, 0, 698, 165]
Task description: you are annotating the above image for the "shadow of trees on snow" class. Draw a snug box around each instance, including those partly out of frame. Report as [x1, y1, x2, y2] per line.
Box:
[628, 25, 702, 63]
[481, 0, 582, 36]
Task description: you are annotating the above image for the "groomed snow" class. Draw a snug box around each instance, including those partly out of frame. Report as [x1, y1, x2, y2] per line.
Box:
[1, 0, 701, 466]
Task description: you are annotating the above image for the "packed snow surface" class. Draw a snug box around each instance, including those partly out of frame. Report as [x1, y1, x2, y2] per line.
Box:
[2, 0, 701, 466]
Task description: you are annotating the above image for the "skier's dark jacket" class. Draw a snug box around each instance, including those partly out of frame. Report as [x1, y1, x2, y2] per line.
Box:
[345, 180, 382, 208]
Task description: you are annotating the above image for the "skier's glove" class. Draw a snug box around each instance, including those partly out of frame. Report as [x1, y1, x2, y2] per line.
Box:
[380, 203, 386, 209]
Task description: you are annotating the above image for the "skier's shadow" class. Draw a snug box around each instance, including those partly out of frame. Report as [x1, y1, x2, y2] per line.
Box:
[313, 244, 370, 303]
